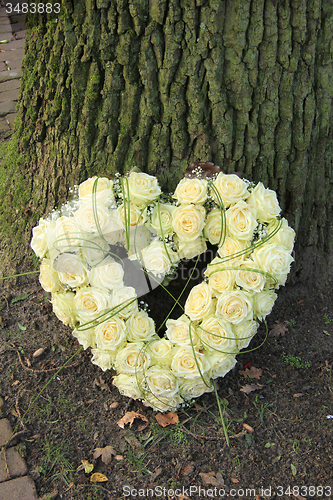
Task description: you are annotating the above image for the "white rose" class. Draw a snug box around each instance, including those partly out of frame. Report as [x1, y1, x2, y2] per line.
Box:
[113, 374, 143, 400]
[253, 290, 277, 320]
[246, 182, 281, 222]
[54, 216, 83, 252]
[232, 320, 258, 350]
[149, 203, 174, 237]
[217, 236, 250, 261]
[207, 353, 237, 379]
[116, 203, 147, 227]
[179, 377, 213, 401]
[267, 218, 295, 253]
[171, 346, 210, 379]
[74, 287, 111, 324]
[253, 243, 294, 286]
[141, 240, 177, 276]
[212, 173, 249, 208]
[172, 204, 206, 241]
[141, 366, 179, 397]
[54, 253, 89, 288]
[72, 326, 96, 350]
[204, 257, 236, 294]
[226, 201, 257, 241]
[126, 311, 156, 341]
[127, 226, 152, 261]
[216, 290, 253, 325]
[31, 218, 55, 258]
[111, 286, 138, 319]
[166, 315, 200, 347]
[39, 259, 61, 293]
[125, 171, 161, 204]
[173, 178, 208, 204]
[148, 338, 174, 366]
[184, 282, 215, 321]
[51, 291, 77, 328]
[176, 236, 207, 260]
[89, 257, 124, 290]
[204, 209, 224, 245]
[115, 342, 151, 374]
[81, 235, 110, 267]
[75, 203, 111, 233]
[79, 176, 114, 206]
[91, 348, 117, 372]
[199, 315, 237, 353]
[95, 316, 127, 350]
[235, 260, 266, 293]
[143, 394, 183, 412]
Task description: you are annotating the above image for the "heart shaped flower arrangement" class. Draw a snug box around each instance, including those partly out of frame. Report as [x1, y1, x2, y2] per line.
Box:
[31, 166, 295, 412]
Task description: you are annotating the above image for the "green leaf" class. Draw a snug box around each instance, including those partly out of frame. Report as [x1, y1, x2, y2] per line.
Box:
[11, 293, 31, 304]
[323, 330, 330, 336]
[17, 322, 27, 331]
[291, 463, 297, 476]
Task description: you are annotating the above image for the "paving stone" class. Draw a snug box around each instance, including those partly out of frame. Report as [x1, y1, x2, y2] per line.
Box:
[0, 99, 16, 116]
[0, 419, 13, 447]
[0, 24, 12, 33]
[0, 68, 22, 82]
[14, 30, 25, 40]
[0, 446, 28, 483]
[0, 49, 24, 62]
[0, 475, 37, 500]
[0, 61, 6, 71]
[0, 117, 10, 134]
[0, 16, 11, 26]
[5, 112, 17, 128]
[3, 57, 22, 71]
[0, 88, 20, 102]
[0, 38, 24, 49]
[0, 78, 20, 91]
[0, 32, 14, 41]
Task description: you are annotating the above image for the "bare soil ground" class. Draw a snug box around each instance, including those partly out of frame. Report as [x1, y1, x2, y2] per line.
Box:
[1, 267, 333, 500]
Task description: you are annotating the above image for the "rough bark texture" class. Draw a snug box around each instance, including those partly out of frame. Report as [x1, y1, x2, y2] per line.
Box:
[0, 0, 332, 283]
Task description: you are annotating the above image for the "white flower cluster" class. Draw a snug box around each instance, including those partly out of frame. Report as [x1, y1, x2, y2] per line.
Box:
[31, 170, 295, 412]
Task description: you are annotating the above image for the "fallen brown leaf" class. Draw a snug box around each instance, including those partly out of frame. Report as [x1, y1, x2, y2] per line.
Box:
[109, 402, 119, 409]
[243, 423, 254, 433]
[239, 366, 262, 380]
[231, 477, 239, 483]
[90, 472, 108, 483]
[294, 495, 306, 500]
[155, 411, 179, 427]
[93, 445, 116, 465]
[293, 393, 304, 398]
[117, 411, 149, 430]
[240, 384, 264, 395]
[269, 321, 288, 337]
[33, 348, 45, 358]
[199, 471, 224, 487]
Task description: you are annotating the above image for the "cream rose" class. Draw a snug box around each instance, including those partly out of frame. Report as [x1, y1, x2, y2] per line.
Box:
[184, 282, 215, 321]
[199, 315, 237, 353]
[72, 326, 96, 350]
[150, 203, 174, 237]
[148, 338, 174, 366]
[232, 320, 258, 350]
[127, 226, 152, 261]
[226, 201, 257, 241]
[54, 216, 83, 252]
[74, 287, 111, 323]
[171, 346, 210, 379]
[115, 342, 151, 374]
[212, 173, 249, 207]
[141, 367, 179, 397]
[117, 203, 147, 227]
[143, 394, 183, 412]
[51, 291, 77, 328]
[204, 258, 236, 294]
[216, 290, 253, 325]
[31, 218, 55, 258]
[172, 204, 206, 241]
[253, 290, 277, 320]
[235, 260, 266, 293]
[89, 257, 124, 290]
[217, 236, 250, 261]
[166, 315, 200, 347]
[267, 218, 295, 253]
[113, 374, 143, 400]
[94, 316, 127, 350]
[54, 253, 89, 288]
[81, 235, 110, 267]
[173, 178, 208, 204]
[207, 353, 237, 379]
[75, 203, 111, 233]
[253, 243, 294, 286]
[127, 172, 161, 203]
[141, 240, 177, 276]
[176, 236, 207, 260]
[91, 348, 118, 372]
[79, 176, 114, 206]
[111, 286, 138, 319]
[126, 310, 156, 342]
[39, 258, 62, 293]
[246, 182, 281, 222]
[204, 209, 224, 245]
[179, 377, 213, 400]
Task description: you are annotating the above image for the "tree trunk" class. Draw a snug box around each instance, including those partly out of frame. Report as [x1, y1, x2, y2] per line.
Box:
[0, 0, 332, 284]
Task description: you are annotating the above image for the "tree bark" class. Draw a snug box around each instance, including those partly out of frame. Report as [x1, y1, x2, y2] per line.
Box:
[0, 0, 332, 284]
